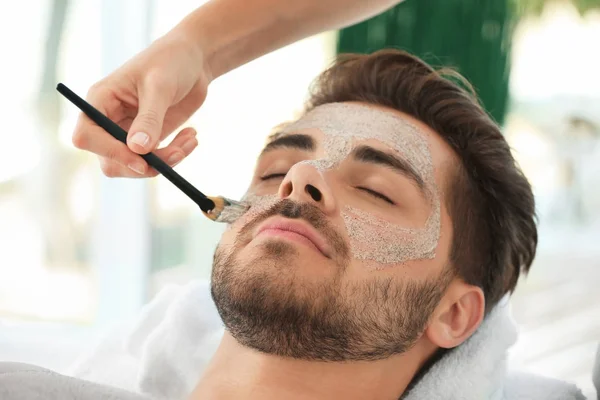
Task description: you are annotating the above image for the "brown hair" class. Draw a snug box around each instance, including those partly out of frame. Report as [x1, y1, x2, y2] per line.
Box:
[306, 49, 537, 314]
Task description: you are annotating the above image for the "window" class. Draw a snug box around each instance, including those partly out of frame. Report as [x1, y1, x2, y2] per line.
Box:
[504, 3, 600, 396]
[0, 0, 104, 324]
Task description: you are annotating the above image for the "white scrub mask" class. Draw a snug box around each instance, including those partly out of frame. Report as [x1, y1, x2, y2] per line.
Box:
[231, 103, 441, 266]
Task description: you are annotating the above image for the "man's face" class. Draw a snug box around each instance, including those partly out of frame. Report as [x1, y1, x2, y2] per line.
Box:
[211, 102, 457, 361]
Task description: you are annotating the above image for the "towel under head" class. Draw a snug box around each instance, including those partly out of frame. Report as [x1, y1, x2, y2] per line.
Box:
[0, 362, 153, 400]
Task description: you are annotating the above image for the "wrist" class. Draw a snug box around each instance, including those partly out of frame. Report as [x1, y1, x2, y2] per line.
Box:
[168, 0, 287, 82]
[165, 11, 215, 84]
[169, 3, 225, 84]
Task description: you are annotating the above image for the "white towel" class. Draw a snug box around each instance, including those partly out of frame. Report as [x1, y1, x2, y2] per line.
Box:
[0, 362, 153, 400]
[68, 281, 224, 399]
[68, 280, 586, 400]
[593, 344, 600, 400]
[403, 296, 586, 400]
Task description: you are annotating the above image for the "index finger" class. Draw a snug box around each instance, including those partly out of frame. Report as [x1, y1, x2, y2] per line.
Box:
[70, 86, 150, 174]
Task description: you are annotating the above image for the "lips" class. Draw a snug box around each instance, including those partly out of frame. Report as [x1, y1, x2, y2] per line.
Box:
[255, 217, 331, 258]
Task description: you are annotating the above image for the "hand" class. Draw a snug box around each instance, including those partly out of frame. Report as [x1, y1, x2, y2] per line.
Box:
[72, 32, 210, 178]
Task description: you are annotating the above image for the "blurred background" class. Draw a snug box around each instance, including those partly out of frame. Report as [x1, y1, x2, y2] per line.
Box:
[0, 0, 598, 398]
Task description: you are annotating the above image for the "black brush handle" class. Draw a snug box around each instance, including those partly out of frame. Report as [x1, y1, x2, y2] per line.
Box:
[56, 83, 215, 212]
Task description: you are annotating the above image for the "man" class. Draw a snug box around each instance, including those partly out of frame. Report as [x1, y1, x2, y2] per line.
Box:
[67, 50, 585, 400]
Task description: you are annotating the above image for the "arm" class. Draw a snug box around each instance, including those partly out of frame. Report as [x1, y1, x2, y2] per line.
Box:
[72, 0, 404, 178]
[176, 0, 404, 80]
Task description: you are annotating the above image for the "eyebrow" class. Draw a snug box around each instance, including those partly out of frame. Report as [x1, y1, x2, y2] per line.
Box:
[261, 133, 315, 155]
[352, 145, 426, 193]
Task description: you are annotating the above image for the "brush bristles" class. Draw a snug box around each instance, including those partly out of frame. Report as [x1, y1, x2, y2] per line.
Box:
[203, 196, 226, 221]
[203, 196, 248, 223]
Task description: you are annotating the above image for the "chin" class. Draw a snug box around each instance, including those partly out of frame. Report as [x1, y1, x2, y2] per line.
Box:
[211, 238, 448, 362]
[212, 239, 335, 304]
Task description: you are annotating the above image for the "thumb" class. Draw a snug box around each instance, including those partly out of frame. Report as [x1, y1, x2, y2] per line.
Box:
[127, 84, 170, 154]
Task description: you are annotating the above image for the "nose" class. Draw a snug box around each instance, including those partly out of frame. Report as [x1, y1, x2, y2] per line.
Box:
[278, 162, 337, 215]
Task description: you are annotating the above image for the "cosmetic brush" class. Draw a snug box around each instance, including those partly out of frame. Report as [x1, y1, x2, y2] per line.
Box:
[56, 83, 247, 223]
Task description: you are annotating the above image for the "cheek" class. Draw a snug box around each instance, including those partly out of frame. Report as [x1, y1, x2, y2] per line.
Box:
[431, 207, 453, 264]
[219, 226, 238, 247]
[240, 194, 279, 228]
[242, 193, 279, 213]
[221, 193, 280, 236]
[342, 203, 440, 268]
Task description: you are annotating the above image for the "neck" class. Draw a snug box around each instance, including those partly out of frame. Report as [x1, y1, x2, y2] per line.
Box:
[190, 332, 428, 400]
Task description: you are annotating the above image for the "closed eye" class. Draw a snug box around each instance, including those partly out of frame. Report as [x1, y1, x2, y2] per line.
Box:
[356, 187, 395, 205]
[260, 175, 394, 204]
[260, 173, 287, 181]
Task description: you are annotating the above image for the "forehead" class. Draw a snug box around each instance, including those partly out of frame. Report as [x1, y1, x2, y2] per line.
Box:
[275, 102, 456, 182]
[263, 105, 460, 223]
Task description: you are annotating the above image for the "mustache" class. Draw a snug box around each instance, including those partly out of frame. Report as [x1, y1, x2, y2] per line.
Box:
[240, 198, 350, 261]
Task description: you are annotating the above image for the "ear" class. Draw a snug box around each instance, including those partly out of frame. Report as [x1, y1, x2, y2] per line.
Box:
[424, 280, 485, 349]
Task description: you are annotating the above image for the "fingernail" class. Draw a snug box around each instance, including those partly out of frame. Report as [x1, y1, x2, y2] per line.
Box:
[128, 162, 146, 175]
[168, 152, 184, 166]
[181, 138, 197, 154]
[131, 132, 150, 149]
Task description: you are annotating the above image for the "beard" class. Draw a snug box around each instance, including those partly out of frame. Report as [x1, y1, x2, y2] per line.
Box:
[211, 198, 452, 362]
